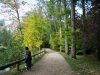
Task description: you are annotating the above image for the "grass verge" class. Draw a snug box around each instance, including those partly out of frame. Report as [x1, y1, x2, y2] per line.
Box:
[61, 53, 100, 75]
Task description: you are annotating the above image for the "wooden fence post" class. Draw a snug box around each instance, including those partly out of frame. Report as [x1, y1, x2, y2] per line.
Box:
[16, 62, 20, 71]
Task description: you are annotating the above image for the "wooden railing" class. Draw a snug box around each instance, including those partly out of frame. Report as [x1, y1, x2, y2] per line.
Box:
[0, 50, 46, 71]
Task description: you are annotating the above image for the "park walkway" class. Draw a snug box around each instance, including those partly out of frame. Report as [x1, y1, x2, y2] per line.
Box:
[20, 49, 74, 75]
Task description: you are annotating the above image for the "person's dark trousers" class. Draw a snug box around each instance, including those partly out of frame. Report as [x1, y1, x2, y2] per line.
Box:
[26, 61, 31, 70]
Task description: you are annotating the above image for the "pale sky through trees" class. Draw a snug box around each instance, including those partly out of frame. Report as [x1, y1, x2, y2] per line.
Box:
[0, 0, 38, 28]
[0, 0, 38, 19]
[0, 0, 82, 26]
[0, 0, 82, 20]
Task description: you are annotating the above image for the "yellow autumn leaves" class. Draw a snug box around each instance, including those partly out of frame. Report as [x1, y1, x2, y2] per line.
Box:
[22, 12, 48, 50]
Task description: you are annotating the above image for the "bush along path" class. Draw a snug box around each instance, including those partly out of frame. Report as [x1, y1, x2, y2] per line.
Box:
[20, 49, 75, 75]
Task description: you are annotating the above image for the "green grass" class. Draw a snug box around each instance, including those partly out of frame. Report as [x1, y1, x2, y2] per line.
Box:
[62, 53, 100, 75]
[1, 52, 45, 75]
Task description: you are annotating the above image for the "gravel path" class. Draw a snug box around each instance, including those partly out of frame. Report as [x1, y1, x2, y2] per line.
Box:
[21, 49, 74, 75]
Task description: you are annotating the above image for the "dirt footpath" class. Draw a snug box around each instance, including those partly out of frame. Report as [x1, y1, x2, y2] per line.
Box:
[21, 49, 75, 75]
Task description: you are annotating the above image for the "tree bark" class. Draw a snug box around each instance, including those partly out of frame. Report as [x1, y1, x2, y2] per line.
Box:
[14, 0, 23, 35]
[82, 0, 86, 54]
[70, 0, 76, 58]
[59, 0, 62, 52]
[82, 0, 85, 24]
[63, 0, 69, 54]
[60, 26, 62, 52]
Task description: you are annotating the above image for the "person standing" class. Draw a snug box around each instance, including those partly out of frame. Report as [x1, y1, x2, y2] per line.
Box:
[25, 47, 32, 70]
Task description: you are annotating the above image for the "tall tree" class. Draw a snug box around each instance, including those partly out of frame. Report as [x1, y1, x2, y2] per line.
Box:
[63, 0, 69, 54]
[22, 11, 48, 50]
[47, 0, 55, 48]
[70, 0, 76, 58]
[82, 0, 86, 23]
[1, 0, 23, 35]
[81, 0, 86, 54]
[13, 0, 23, 35]
[58, 0, 62, 52]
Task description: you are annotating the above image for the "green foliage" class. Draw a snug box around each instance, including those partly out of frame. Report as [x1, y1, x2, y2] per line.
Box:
[1, 0, 100, 71]
[22, 11, 49, 50]
[0, 29, 24, 66]
[9, 35, 24, 61]
[0, 46, 9, 66]
[0, 29, 12, 47]
[51, 32, 60, 50]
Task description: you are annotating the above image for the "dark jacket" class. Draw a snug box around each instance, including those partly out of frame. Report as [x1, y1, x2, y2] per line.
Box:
[25, 50, 32, 63]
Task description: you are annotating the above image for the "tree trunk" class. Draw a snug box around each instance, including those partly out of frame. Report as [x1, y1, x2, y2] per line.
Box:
[60, 26, 62, 52]
[53, 16, 57, 32]
[82, 0, 85, 24]
[82, 0, 86, 55]
[64, 19, 69, 54]
[64, 0, 69, 54]
[70, 0, 76, 58]
[50, 33, 52, 48]
[59, 0, 62, 52]
[14, 0, 23, 35]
